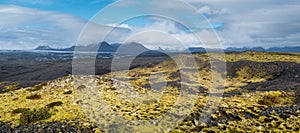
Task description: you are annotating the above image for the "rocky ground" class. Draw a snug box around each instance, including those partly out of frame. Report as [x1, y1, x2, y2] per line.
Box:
[0, 51, 299, 132]
[0, 122, 95, 133]
[0, 52, 170, 92]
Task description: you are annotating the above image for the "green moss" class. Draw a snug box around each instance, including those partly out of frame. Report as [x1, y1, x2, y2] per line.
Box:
[19, 107, 52, 125]
[46, 101, 63, 108]
[2, 83, 19, 93]
[26, 94, 42, 100]
[228, 127, 243, 133]
[27, 82, 47, 92]
[12, 108, 30, 114]
[1, 53, 300, 131]
[237, 66, 267, 80]
[258, 95, 282, 106]
[225, 51, 300, 63]
[142, 99, 158, 105]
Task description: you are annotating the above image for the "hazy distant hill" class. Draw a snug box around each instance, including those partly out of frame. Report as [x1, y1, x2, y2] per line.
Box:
[187, 47, 207, 53]
[225, 47, 265, 52]
[35, 46, 54, 51]
[35, 43, 300, 53]
[34, 42, 154, 55]
[35, 45, 74, 51]
[267, 46, 300, 52]
[35, 42, 116, 52]
[225, 46, 300, 52]
[74, 42, 117, 52]
[115, 42, 150, 55]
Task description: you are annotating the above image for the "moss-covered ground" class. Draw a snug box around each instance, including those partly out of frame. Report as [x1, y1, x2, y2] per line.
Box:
[0, 52, 299, 132]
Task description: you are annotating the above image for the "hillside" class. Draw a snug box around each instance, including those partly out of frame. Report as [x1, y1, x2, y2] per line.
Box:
[0, 52, 299, 132]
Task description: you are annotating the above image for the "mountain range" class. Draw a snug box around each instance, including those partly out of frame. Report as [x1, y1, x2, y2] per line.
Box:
[224, 46, 300, 52]
[35, 42, 168, 56]
[35, 42, 300, 53]
[35, 42, 117, 52]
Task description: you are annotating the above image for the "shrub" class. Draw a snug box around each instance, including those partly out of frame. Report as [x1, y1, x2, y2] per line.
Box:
[26, 94, 42, 100]
[12, 108, 30, 114]
[258, 95, 281, 106]
[19, 107, 52, 125]
[46, 101, 63, 108]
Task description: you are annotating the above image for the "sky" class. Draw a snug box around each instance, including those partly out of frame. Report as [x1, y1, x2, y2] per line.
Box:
[0, 0, 299, 50]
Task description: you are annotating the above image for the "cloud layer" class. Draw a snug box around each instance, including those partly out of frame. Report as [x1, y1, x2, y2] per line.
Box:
[0, 0, 300, 50]
[186, 0, 300, 48]
[0, 5, 87, 49]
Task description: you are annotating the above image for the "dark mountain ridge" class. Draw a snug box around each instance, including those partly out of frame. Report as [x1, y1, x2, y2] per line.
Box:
[35, 43, 300, 53]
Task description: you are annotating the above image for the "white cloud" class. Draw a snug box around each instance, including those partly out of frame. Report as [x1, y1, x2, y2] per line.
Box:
[0, 5, 130, 50]
[120, 20, 221, 50]
[0, 5, 84, 49]
[197, 5, 228, 16]
[1, 0, 300, 50]
[185, 0, 300, 47]
[106, 24, 132, 29]
[106, 0, 300, 48]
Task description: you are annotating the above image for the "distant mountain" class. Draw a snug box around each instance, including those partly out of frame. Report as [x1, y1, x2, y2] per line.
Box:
[35, 45, 73, 51]
[110, 43, 122, 48]
[35, 42, 116, 52]
[35, 43, 300, 54]
[34, 42, 151, 54]
[187, 46, 300, 53]
[225, 47, 265, 52]
[74, 42, 117, 52]
[187, 47, 207, 53]
[115, 42, 151, 55]
[224, 46, 300, 53]
[61, 46, 75, 51]
[35, 46, 55, 51]
[267, 47, 300, 52]
[98, 41, 117, 52]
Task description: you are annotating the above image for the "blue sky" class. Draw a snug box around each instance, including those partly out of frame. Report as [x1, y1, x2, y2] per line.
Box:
[0, 0, 299, 50]
[0, 0, 116, 20]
